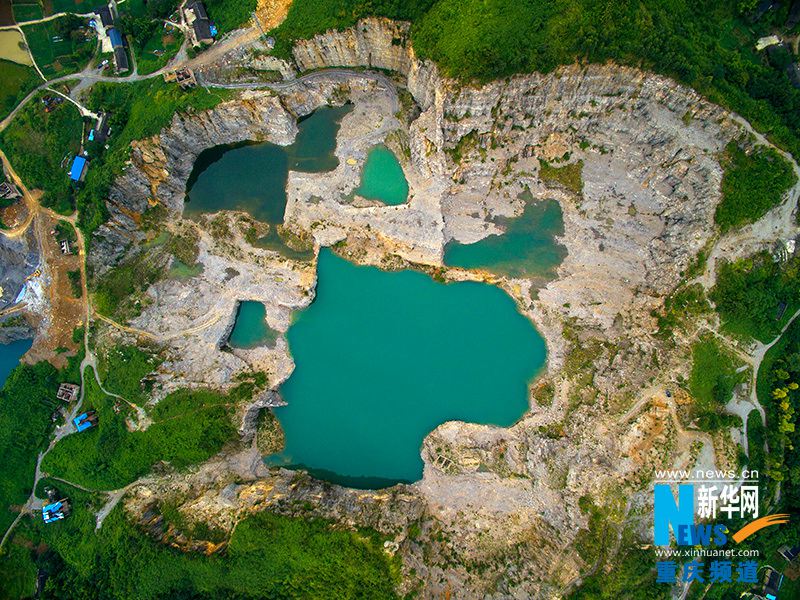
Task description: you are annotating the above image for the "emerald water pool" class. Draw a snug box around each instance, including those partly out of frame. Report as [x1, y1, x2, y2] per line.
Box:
[267, 249, 546, 487]
[0, 339, 32, 389]
[185, 105, 353, 224]
[444, 197, 566, 280]
[228, 301, 278, 349]
[354, 145, 409, 205]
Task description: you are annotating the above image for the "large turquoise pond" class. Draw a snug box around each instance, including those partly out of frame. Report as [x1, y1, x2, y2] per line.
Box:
[268, 249, 546, 487]
[355, 145, 408, 205]
[185, 105, 353, 224]
[0, 339, 32, 389]
[444, 197, 567, 280]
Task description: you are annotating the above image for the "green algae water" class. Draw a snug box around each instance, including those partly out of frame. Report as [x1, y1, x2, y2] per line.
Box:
[444, 197, 566, 280]
[268, 249, 546, 487]
[185, 105, 353, 224]
[354, 145, 408, 205]
[0, 339, 32, 389]
[228, 301, 278, 349]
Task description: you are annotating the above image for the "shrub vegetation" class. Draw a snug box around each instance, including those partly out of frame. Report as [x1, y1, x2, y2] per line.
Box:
[205, 0, 258, 34]
[755, 316, 800, 498]
[538, 159, 583, 195]
[3, 489, 399, 599]
[41, 376, 247, 490]
[0, 93, 82, 213]
[711, 252, 800, 343]
[715, 142, 796, 232]
[688, 334, 746, 431]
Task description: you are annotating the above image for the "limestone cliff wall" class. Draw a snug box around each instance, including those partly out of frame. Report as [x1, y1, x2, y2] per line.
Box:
[91, 93, 298, 276]
[292, 18, 442, 110]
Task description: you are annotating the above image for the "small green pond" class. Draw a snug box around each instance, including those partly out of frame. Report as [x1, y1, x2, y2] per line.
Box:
[185, 105, 353, 224]
[444, 197, 566, 280]
[354, 144, 408, 205]
[267, 249, 546, 487]
[228, 301, 279, 349]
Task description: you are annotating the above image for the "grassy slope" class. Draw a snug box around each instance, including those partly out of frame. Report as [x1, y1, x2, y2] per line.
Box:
[688, 334, 746, 431]
[96, 345, 161, 406]
[204, 0, 258, 34]
[0, 60, 40, 122]
[0, 93, 82, 213]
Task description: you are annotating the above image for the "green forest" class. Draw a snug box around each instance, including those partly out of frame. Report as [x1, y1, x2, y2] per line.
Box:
[271, 0, 800, 160]
[711, 252, 800, 342]
[715, 141, 797, 232]
[0, 355, 81, 534]
[1, 481, 399, 599]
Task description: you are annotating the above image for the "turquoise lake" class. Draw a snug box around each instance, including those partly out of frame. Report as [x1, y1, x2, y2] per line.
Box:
[0, 339, 32, 390]
[354, 145, 409, 205]
[185, 105, 353, 224]
[228, 301, 278, 349]
[268, 249, 546, 487]
[444, 197, 567, 280]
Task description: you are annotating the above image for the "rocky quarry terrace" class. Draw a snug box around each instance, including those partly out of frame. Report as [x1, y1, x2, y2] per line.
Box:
[80, 18, 799, 598]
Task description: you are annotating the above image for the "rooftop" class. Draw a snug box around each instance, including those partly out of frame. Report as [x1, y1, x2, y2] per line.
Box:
[188, 1, 209, 20]
[113, 46, 129, 72]
[108, 27, 123, 48]
[96, 6, 113, 27]
[193, 18, 213, 42]
[69, 156, 87, 182]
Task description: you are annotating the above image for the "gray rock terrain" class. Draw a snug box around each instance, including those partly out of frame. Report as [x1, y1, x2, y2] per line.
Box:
[0, 229, 38, 312]
[80, 17, 799, 598]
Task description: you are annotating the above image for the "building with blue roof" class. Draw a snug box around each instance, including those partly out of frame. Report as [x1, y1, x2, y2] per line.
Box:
[42, 498, 71, 523]
[69, 156, 88, 182]
[73, 410, 98, 432]
[108, 27, 123, 48]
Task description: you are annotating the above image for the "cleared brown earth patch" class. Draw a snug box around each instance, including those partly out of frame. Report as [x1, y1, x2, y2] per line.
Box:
[24, 212, 83, 368]
[0, 199, 29, 230]
[256, 0, 292, 31]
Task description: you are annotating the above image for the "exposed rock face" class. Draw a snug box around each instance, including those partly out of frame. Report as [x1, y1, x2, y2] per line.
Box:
[101, 17, 800, 599]
[91, 93, 297, 276]
[0, 228, 38, 312]
[0, 316, 34, 345]
[293, 18, 416, 76]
